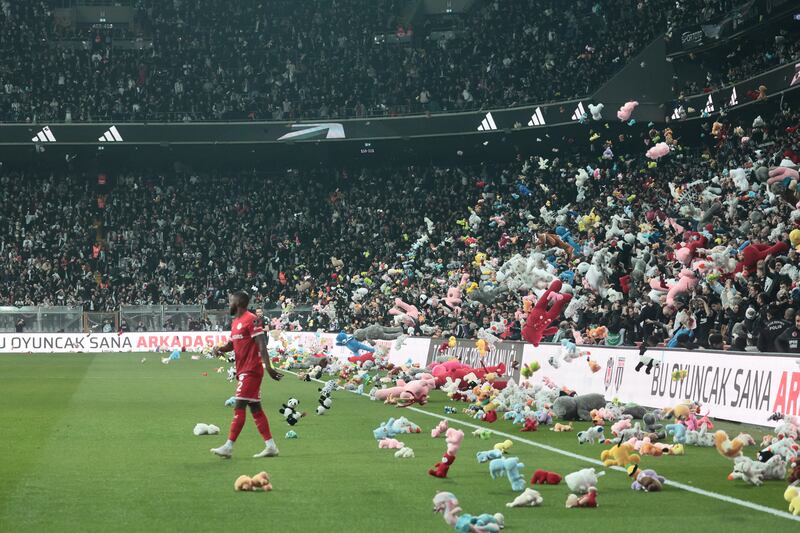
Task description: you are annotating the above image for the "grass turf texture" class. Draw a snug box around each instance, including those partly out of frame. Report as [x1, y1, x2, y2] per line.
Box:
[0, 353, 797, 533]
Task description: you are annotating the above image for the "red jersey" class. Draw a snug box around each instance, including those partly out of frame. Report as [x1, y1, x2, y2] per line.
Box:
[230, 311, 265, 377]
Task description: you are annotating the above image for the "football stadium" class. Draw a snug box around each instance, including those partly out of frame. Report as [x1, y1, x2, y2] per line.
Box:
[2, 1, 800, 531]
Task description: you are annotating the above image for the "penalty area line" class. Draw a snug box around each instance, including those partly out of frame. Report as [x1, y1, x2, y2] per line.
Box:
[286, 369, 800, 523]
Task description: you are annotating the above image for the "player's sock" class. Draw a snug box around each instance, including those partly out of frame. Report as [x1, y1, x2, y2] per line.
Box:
[252, 410, 272, 441]
[265, 438, 275, 448]
[228, 408, 246, 442]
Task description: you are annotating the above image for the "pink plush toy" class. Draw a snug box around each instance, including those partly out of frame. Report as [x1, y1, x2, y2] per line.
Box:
[767, 166, 800, 185]
[443, 286, 463, 314]
[429, 428, 465, 478]
[379, 438, 405, 449]
[666, 269, 698, 306]
[617, 100, 639, 121]
[674, 231, 708, 266]
[646, 142, 670, 160]
[389, 298, 419, 327]
[431, 420, 449, 438]
[521, 279, 572, 347]
[374, 374, 436, 407]
[429, 360, 508, 388]
[611, 418, 632, 437]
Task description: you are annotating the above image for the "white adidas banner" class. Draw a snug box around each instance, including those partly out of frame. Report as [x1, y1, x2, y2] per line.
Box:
[520, 344, 800, 426]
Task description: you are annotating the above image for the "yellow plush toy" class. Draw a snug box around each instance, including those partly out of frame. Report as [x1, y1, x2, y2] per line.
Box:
[785, 484, 800, 516]
[600, 442, 641, 467]
[494, 440, 514, 454]
[234, 471, 273, 492]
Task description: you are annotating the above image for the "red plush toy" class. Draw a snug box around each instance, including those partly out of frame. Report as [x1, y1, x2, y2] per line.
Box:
[521, 418, 539, 432]
[429, 360, 507, 388]
[347, 352, 375, 365]
[521, 279, 572, 347]
[483, 410, 498, 423]
[428, 428, 464, 478]
[566, 487, 598, 508]
[734, 241, 789, 275]
[531, 469, 562, 485]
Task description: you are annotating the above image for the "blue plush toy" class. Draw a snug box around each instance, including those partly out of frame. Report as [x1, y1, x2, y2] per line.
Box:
[168, 349, 181, 361]
[224, 396, 236, 407]
[335, 331, 376, 357]
[488, 456, 526, 491]
[555, 226, 581, 252]
[285, 430, 298, 439]
[476, 449, 503, 464]
[666, 423, 687, 444]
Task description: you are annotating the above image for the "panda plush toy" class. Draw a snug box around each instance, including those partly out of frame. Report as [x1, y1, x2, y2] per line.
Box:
[279, 398, 304, 425]
[316, 380, 336, 415]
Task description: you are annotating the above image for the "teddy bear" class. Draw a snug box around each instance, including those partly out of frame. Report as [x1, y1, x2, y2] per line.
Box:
[566, 487, 598, 508]
[388, 298, 420, 328]
[600, 442, 641, 467]
[628, 466, 664, 492]
[429, 428, 464, 478]
[785, 484, 800, 516]
[506, 488, 543, 508]
[565, 468, 604, 494]
[734, 241, 790, 276]
[489, 456, 526, 491]
[476, 449, 503, 463]
[552, 393, 606, 421]
[378, 438, 405, 449]
[665, 423, 687, 444]
[531, 469, 562, 485]
[234, 471, 273, 492]
[278, 398, 305, 426]
[394, 447, 415, 459]
[551, 423, 573, 432]
[714, 430, 745, 459]
[193, 423, 220, 436]
[335, 331, 376, 358]
[577, 426, 605, 444]
[353, 323, 404, 342]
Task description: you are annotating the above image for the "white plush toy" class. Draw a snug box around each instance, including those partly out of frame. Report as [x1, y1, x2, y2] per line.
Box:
[565, 468, 605, 494]
[577, 426, 605, 444]
[506, 488, 544, 507]
[193, 423, 220, 436]
[588, 103, 604, 121]
[394, 447, 415, 459]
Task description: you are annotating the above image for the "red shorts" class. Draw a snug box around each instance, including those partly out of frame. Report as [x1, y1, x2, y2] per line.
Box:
[234, 372, 263, 402]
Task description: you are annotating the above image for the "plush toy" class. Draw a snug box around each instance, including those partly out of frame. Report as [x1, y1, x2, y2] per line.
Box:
[506, 488, 543, 508]
[646, 142, 670, 160]
[521, 279, 572, 347]
[577, 426, 605, 444]
[353, 323, 404, 342]
[234, 471, 273, 492]
[285, 430, 298, 439]
[552, 393, 606, 421]
[429, 359, 507, 388]
[785, 484, 800, 516]
[431, 419, 449, 438]
[279, 398, 305, 426]
[735, 241, 790, 275]
[489, 456, 526, 491]
[628, 466, 664, 492]
[494, 440, 514, 454]
[316, 380, 336, 415]
[389, 298, 420, 328]
[193, 423, 220, 436]
[373, 417, 422, 440]
[551, 423, 573, 432]
[531, 469, 562, 485]
[600, 442, 640, 467]
[335, 330, 377, 358]
[617, 101, 639, 121]
[473, 428, 492, 440]
[715, 430, 745, 459]
[588, 103, 604, 121]
[429, 428, 464, 478]
[395, 447, 415, 459]
[521, 418, 539, 432]
[665, 423, 687, 444]
[477, 449, 503, 463]
[432, 491, 505, 533]
[566, 487, 598, 508]
[565, 468, 605, 494]
[374, 375, 436, 407]
[378, 438, 405, 449]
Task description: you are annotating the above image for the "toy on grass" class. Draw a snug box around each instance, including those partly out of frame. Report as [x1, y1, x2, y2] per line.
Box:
[285, 430, 298, 439]
[521, 279, 572, 347]
[278, 398, 306, 426]
[565, 468, 604, 494]
[521, 418, 539, 432]
[444, 406, 458, 414]
[431, 420, 449, 438]
[714, 430, 745, 459]
[552, 393, 606, 421]
[785, 483, 800, 516]
[665, 423, 687, 444]
[234, 471, 273, 492]
[728, 455, 786, 486]
[494, 440, 513, 454]
[506, 488, 543, 508]
[565, 487, 598, 508]
[685, 426, 715, 447]
[477, 449, 503, 463]
[489, 456, 526, 491]
[378, 438, 405, 449]
[432, 491, 505, 533]
[628, 465, 664, 492]
[316, 380, 336, 415]
[429, 428, 464, 478]
[473, 428, 492, 440]
[193, 423, 220, 436]
[531, 469, 562, 485]
[395, 447, 415, 459]
[600, 442, 640, 467]
[373, 417, 422, 440]
[551, 423, 573, 432]
[577, 426, 605, 444]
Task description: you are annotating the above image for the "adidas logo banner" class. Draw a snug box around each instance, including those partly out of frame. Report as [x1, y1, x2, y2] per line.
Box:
[99, 126, 123, 142]
[477, 112, 497, 131]
[571, 102, 586, 121]
[527, 107, 545, 126]
[31, 126, 56, 143]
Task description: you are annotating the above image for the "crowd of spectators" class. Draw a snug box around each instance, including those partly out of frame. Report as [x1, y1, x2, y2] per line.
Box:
[3, 97, 800, 352]
[0, 0, 725, 123]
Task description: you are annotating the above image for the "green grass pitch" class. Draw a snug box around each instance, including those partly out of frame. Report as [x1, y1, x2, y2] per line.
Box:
[0, 353, 797, 532]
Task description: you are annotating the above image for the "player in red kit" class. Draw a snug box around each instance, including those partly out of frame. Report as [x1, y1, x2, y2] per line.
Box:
[210, 291, 283, 459]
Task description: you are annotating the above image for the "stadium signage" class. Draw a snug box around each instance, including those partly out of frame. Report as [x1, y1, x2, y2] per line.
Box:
[521, 344, 800, 426]
[0, 332, 230, 352]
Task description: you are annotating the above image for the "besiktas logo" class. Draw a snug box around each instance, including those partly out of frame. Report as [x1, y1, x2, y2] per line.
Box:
[604, 357, 614, 390]
[614, 357, 626, 392]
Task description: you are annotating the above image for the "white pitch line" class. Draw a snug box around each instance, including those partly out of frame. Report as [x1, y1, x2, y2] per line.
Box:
[288, 370, 800, 523]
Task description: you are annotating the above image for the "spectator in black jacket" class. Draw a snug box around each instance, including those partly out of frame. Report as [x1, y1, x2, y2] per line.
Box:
[775, 314, 800, 354]
[758, 306, 789, 353]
